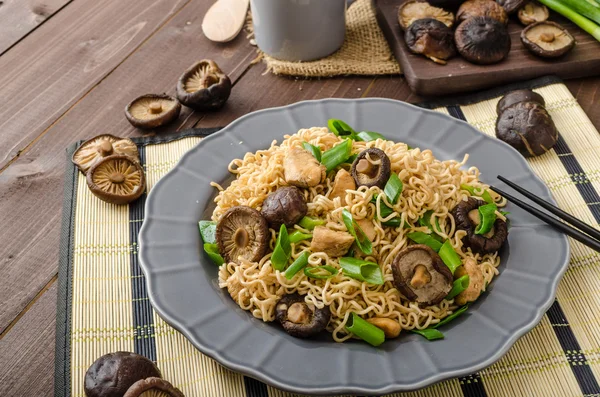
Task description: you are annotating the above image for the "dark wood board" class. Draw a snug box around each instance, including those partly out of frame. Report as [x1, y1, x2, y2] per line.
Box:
[375, 0, 600, 96]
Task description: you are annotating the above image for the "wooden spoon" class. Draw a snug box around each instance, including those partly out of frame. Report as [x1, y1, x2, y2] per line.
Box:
[202, 0, 250, 43]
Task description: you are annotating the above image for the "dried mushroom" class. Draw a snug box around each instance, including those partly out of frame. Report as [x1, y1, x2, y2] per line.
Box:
[216, 206, 269, 263]
[496, 0, 528, 14]
[123, 377, 184, 397]
[452, 197, 508, 254]
[125, 94, 181, 129]
[86, 155, 146, 205]
[455, 17, 511, 65]
[496, 89, 545, 115]
[84, 352, 161, 397]
[457, 0, 508, 25]
[72, 134, 139, 174]
[521, 21, 575, 58]
[518, 1, 549, 25]
[261, 186, 308, 229]
[397, 0, 454, 30]
[496, 101, 558, 156]
[405, 18, 457, 65]
[176, 60, 231, 111]
[351, 148, 391, 189]
[276, 293, 331, 338]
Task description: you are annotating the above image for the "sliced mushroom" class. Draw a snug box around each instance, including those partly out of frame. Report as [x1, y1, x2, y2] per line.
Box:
[356, 218, 377, 241]
[86, 155, 146, 205]
[284, 147, 326, 188]
[276, 293, 331, 338]
[451, 197, 508, 254]
[521, 21, 575, 58]
[72, 134, 139, 174]
[125, 94, 181, 129]
[261, 186, 308, 229]
[496, 101, 558, 156]
[496, 0, 528, 14]
[453, 258, 484, 306]
[455, 17, 511, 65]
[123, 377, 184, 397]
[351, 148, 391, 189]
[366, 317, 401, 338]
[457, 0, 508, 25]
[391, 245, 452, 306]
[397, 0, 455, 30]
[216, 206, 269, 263]
[496, 89, 545, 115]
[310, 226, 355, 257]
[405, 18, 457, 65]
[518, 1, 549, 25]
[329, 168, 356, 204]
[84, 352, 161, 397]
[176, 60, 232, 111]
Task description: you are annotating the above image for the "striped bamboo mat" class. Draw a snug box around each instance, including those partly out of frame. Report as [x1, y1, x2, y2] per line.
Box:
[56, 76, 600, 397]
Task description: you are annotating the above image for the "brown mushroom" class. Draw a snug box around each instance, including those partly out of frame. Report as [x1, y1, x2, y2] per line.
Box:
[496, 101, 558, 156]
[453, 258, 484, 306]
[398, 0, 455, 30]
[72, 134, 139, 174]
[366, 317, 401, 338]
[84, 352, 161, 397]
[351, 148, 391, 189]
[86, 155, 146, 205]
[284, 147, 326, 188]
[518, 1, 549, 25]
[310, 226, 355, 257]
[457, 0, 508, 25]
[123, 377, 184, 397]
[276, 293, 331, 338]
[496, 89, 546, 115]
[261, 186, 308, 229]
[216, 206, 269, 263]
[391, 245, 453, 306]
[404, 18, 457, 65]
[496, 0, 528, 14]
[329, 168, 356, 204]
[125, 94, 181, 129]
[451, 197, 508, 254]
[521, 21, 575, 58]
[455, 17, 511, 65]
[176, 60, 231, 111]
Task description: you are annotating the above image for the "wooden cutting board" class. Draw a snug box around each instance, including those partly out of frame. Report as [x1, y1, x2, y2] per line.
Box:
[374, 0, 600, 96]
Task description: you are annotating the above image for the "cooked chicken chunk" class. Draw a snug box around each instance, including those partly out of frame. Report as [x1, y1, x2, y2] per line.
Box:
[310, 226, 354, 257]
[356, 218, 377, 241]
[329, 169, 356, 204]
[284, 147, 326, 188]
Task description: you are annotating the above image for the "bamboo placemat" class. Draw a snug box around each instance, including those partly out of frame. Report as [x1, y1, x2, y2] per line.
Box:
[56, 76, 600, 397]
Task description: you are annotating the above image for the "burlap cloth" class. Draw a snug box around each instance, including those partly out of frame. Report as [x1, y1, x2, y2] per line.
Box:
[249, 0, 402, 77]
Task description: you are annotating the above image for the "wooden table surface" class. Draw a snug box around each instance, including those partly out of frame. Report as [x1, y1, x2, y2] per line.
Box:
[0, 1, 598, 395]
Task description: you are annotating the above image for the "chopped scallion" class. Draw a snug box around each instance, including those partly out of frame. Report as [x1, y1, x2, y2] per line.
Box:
[411, 328, 444, 341]
[475, 203, 497, 235]
[271, 224, 291, 271]
[383, 173, 403, 204]
[432, 305, 470, 328]
[460, 184, 494, 204]
[346, 312, 385, 346]
[285, 251, 310, 280]
[446, 275, 470, 300]
[355, 131, 386, 142]
[288, 230, 313, 243]
[327, 119, 356, 137]
[407, 231, 443, 252]
[198, 220, 217, 244]
[302, 142, 322, 162]
[203, 243, 224, 266]
[339, 257, 384, 285]
[418, 210, 443, 236]
[321, 139, 353, 171]
[439, 240, 462, 274]
[342, 209, 373, 255]
[304, 265, 338, 279]
[299, 216, 325, 231]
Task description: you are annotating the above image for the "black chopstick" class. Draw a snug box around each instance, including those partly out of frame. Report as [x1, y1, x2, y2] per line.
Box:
[497, 175, 600, 242]
[490, 184, 600, 252]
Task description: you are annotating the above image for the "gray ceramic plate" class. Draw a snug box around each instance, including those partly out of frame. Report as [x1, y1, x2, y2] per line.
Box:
[139, 99, 569, 395]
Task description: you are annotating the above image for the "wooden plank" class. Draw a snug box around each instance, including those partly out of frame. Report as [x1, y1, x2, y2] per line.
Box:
[0, 0, 256, 334]
[0, 0, 71, 55]
[565, 78, 600, 129]
[0, 282, 56, 397]
[0, 0, 191, 170]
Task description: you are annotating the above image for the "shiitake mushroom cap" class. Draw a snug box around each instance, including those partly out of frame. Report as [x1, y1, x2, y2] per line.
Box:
[125, 94, 181, 130]
[496, 101, 558, 156]
[275, 293, 331, 338]
[86, 155, 146, 205]
[351, 148, 391, 189]
[457, 0, 508, 25]
[405, 18, 457, 65]
[496, 89, 546, 115]
[518, 1, 549, 25]
[72, 134, 139, 174]
[496, 0, 528, 14]
[261, 186, 308, 229]
[216, 206, 269, 263]
[455, 16, 511, 65]
[397, 0, 455, 30]
[176, 59, 232, 111]
[521, 21, 576, 58]
[451, 197, 508, 254]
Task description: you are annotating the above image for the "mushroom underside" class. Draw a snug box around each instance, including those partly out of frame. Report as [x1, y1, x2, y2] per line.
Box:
[216, 206, 269, 263]
[398, 0, 455, 30]
[451, 197, 508, 254]
[276, 294, 331, 338]
[351, 148, 391, 189]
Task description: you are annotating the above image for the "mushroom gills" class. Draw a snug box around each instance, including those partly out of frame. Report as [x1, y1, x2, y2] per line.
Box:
[87, 155, 146, 205]
[521, 21, 575, 58]
[216, 206, 269, 263]
[398, 0, 455, 30]
[457, 0, 508, 25]
[276, 294, 331, 338]
[72, 134, 139, 174]
[176, 59, 232, 111]
[451, 197, 508, 254]
[518, 1, 549, 25]
[125, 94, 181, 129]
[351, 148, 391, 189]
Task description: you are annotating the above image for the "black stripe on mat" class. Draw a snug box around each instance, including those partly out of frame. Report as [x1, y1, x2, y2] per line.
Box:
[129, 145, 157, 362]
[244, 377, 269, 397]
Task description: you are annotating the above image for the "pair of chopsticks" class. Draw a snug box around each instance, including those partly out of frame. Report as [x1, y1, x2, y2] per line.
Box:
[490, 175, 600, 252]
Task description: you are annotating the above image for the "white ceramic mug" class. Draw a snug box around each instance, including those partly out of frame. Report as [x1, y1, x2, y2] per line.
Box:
[250, 0, 347, 62]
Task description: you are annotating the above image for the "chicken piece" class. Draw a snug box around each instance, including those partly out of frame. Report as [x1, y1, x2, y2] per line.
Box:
[284, 147, 326, 188]
[329, 169, 356, 204]
[454, 257, 484, 306]
[356, 218, 377, 241]
[310, 226, 355, 257]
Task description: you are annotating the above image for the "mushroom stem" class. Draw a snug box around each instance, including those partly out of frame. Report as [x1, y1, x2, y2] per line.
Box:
[411, 265, 432, 288]
[109, 172, 125, 184]
[98, 140, 114, 156]
[288, 302, 311, 324]
[149, 102, 163, 114]
[540, 32, 555, 42]
[233, 228, 249, 248]
[356, 159, 376, 175]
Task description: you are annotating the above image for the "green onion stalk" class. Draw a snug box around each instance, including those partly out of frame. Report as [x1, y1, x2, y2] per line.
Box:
[538, 0, 600, 41]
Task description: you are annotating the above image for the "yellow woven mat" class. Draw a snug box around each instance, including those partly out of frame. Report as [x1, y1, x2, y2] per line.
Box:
[56, 77, 600, 397]
[249, 0, 401, 77]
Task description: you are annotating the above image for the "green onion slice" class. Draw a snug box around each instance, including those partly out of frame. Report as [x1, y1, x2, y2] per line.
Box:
[460, 184, 494, 204]
[328, 119, 356, 137]
[302, 142, 322, 162]
[439, 240, 462, 274]
[288, 230, 313, 243]
[321, 139, 353, 171]
[304, 265, 338, 279]
[339, 257, 384, 285]
[475, 203, 498, 235]
[198, 220, 217, 244]
[342, 209, 373, 255]
[355, 131, 386, 142]
[203, 243, 224, 266]
[446, 275, 470, 300]
[346, 312, 385, 346]
[411, 328, 444, 341]
[432, 305, 470, 328]
[285, 251, 310, 280]
[418, 210, 443, 236]
[407, 231, 443, 252]
[345, 154, 358, 164]
[371, 195, 400, 227]
[271, 224, 291, 271]
[383, 173, 403, 205]
[298, 216, 325, 231]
